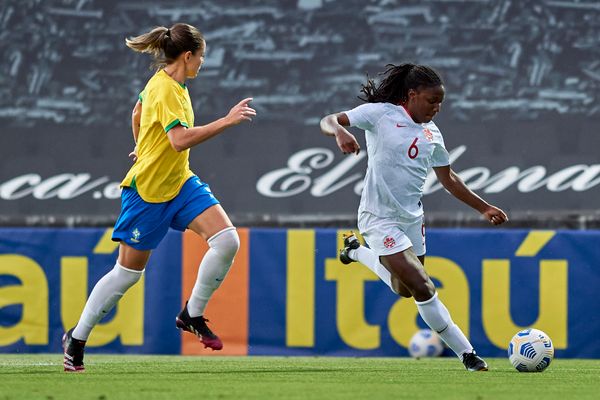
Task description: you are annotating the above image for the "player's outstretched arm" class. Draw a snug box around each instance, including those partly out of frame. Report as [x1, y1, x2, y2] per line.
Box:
[320, 113, 360, 155]
[433, 165, 509, 226]
[167, 97, 256, 152]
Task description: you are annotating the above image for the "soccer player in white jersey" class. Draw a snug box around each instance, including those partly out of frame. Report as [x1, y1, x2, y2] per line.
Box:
[320, 63, 508, 371]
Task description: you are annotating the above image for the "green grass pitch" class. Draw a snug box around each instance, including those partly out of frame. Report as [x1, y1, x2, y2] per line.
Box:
[0, 355, 598, 399]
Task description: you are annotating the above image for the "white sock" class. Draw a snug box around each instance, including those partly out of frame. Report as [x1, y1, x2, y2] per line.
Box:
[415, 292, 473, 358]
[187, 227, 240, 318]
[72, 262, 143, 341]
[349, 246, 395, 292]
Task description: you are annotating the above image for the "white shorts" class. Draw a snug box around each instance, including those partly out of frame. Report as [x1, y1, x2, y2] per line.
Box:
[357, 212, 426, 257]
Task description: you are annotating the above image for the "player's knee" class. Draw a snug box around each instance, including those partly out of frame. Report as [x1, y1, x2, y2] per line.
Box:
[392, 278, 413, 298]
[208, 227, 240, 261]
[412, 279, 436, 302]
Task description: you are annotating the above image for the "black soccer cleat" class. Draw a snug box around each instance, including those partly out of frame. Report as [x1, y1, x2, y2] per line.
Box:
[62, 328, 86, 372]
[462, 351, 488, 372]
[176, 302, 223, 350]
[339, 231, 361, 265]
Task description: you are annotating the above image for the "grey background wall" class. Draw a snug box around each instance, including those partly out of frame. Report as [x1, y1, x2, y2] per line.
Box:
[1, 0, 599, 227]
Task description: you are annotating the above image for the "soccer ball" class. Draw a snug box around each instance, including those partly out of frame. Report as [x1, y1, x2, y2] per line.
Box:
[508, 328, 554, 372]
[408, 329, 444, 358]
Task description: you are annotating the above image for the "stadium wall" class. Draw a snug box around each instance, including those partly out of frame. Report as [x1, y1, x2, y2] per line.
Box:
[1, 227, 598, 359]
[2, 1, 600, 228]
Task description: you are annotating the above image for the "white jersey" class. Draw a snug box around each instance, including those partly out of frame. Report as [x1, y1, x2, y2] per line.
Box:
[345, 102, 450, 219]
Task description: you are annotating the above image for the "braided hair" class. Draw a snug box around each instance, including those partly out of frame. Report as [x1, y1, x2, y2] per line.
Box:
[359, 63, 443, 104]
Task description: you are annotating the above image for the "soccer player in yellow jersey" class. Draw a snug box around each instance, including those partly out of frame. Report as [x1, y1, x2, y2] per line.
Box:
[62, 23, 256, 372]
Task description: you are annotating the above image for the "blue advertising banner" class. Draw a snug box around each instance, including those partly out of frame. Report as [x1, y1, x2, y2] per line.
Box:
[0, 228, 182, 354]
[1, 228, 599, 358]
[248, 229, 600, 359]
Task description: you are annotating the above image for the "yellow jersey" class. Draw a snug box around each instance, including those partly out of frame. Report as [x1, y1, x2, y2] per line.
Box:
[121, 69, 195, 203]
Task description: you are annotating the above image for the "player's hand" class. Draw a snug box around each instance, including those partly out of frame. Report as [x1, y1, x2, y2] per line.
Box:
[226, 97, 256, 125]
[335, 129, 360, 155]
[483, 205, 508, 226]
[128, 146, 138, 163]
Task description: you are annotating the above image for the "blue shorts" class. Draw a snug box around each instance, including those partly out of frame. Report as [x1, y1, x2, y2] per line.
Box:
[112, 176, 220, 250]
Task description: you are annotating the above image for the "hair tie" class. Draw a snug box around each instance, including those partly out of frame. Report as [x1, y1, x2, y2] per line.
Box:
[166, 28, 171, 37]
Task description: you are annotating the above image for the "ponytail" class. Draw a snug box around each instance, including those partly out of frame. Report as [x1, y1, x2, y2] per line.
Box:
[125, 27, 169, 58]
[125, 23, 204, 69]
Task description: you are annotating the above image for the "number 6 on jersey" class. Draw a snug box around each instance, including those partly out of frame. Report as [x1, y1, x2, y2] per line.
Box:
[408, 137, 419, 159]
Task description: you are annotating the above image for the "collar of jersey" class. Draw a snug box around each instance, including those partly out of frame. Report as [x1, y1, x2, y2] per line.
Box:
[395, 104, 422, 127]
[159, 69, 187, 89]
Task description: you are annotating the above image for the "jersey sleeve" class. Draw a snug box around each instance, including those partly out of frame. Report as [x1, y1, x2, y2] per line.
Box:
[344, 103, 385, 131]
[431, 140, 450, 167]
[155, 85, 190, 133]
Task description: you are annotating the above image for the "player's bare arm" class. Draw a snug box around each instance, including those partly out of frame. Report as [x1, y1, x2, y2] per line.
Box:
[433, 165, 508, 225]
[167, 97, 256, 152]
[320, 113, 360, 155]
[129, 100, 142, 162]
